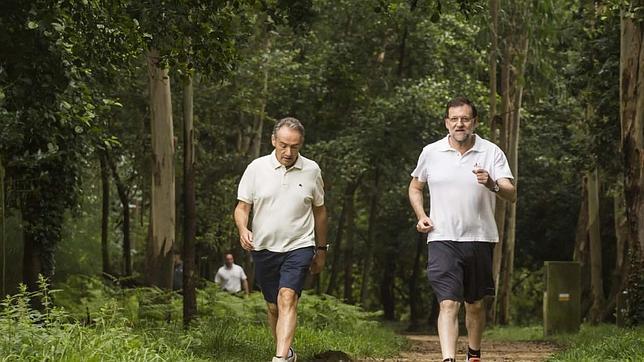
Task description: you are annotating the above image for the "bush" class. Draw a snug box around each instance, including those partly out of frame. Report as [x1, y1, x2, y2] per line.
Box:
[510, 267, 545, 325]
[0, 275, 405, 361]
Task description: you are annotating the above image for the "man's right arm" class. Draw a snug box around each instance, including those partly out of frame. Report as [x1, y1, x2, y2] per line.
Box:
[408, 177, 433, 233]
[234, 201, 254, 250]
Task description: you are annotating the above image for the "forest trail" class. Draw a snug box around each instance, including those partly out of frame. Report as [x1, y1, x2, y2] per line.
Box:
[392, 334, 561, 361]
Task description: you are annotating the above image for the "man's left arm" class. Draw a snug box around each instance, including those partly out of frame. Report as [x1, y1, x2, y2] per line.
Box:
[310, 204, 328, 274]
[495, 178, 516, 203]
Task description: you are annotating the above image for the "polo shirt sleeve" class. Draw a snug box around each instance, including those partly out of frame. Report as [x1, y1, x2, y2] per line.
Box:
[411, 149, 428, 182]
[492, 148, 514, 181]
[313, 168, 325, 207]
[237, 162, 255, 204]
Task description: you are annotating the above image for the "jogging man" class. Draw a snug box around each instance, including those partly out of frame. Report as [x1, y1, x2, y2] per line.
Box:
[408, 97, 516, 362]
[234, 117, 328, 362]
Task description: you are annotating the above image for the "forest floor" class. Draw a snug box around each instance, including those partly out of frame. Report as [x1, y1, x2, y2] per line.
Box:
[392, 334, 561, 361]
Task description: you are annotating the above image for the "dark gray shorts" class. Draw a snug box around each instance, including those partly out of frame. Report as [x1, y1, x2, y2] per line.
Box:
[427, 240, 495, 304]
[252, 246, 314, 304]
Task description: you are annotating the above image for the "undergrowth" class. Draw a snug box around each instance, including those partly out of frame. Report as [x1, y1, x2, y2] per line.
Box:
[0, 275, 405, 361]
[485, 323, 644, 361]
[548, 324, 644, 361]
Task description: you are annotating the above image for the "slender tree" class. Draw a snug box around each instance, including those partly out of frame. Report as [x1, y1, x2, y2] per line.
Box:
[99, 150, 111, 276]
[182, 74, 197, 326]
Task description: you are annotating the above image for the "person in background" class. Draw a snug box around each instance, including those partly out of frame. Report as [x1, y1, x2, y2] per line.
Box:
[214, 252, 250, 296]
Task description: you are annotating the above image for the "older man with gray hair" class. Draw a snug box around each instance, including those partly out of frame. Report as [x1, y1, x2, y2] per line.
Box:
[234, 117, 328, 362]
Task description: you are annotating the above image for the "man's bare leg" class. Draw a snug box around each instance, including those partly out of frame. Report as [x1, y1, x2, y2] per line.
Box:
[275, 288, 298, 358]
[464, 300, 486, 351]
[437, 299, 461, 360]
[267, 302, 279, 340]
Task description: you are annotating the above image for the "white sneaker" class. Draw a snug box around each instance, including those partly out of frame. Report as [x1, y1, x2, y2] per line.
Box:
[286, 347, 297, 362]
[271, 357, 287, 362]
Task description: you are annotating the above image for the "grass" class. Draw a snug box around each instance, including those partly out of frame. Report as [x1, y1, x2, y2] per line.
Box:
[0, 275, 405, 361]
[485, 323, 644, 361]
[548, 324, 644, 361]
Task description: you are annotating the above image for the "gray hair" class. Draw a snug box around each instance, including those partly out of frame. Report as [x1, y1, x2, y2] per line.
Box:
[273, 117, 305, 138]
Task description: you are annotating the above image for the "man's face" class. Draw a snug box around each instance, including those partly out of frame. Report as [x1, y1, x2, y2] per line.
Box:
[225, 254, 234, 267]
[445, 104, 477, 144]
[272, 126, 303, 167]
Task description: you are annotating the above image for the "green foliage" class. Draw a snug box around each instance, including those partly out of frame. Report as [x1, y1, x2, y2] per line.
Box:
[484, 325, 545, 341]
[548, 324, 644, 361]
[509, 267, 545, 325]
[20, 275, 405, 361]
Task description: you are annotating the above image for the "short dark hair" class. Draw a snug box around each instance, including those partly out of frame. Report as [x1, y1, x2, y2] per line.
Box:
[273, 117, 305, 138]
[444, 97, 478, 119]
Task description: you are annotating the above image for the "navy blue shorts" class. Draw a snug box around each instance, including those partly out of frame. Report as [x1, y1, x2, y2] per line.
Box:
[427, 241, 495, 304]
[252, 246, 315, 304]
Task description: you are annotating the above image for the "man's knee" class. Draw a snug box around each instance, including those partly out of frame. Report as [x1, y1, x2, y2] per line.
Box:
[277, 288, 298, 308]
[464, 300, 485, 314]
[439, 299, 461, 314]
[267, 302, 279, 316]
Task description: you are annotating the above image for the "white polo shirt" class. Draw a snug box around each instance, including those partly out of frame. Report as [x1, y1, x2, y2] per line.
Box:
[215, 264, 247, 293]
[237, 151, 325, 252]
[411, 134, 513, 243]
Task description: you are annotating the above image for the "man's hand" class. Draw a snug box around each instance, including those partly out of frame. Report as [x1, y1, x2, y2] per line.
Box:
[239, 228, 254, 251]
[416, 216, 434, 233]
[473, 165, 495, 190]
[310, 251, 326, 274]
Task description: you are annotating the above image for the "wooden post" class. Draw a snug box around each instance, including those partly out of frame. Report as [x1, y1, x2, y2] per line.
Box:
[543, 261, 581, 335]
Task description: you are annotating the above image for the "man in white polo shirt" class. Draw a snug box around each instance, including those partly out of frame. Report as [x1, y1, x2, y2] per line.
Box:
[408, 97, 516, 362]
[234, 117, 328, 362]
[215, 252, 249, 295]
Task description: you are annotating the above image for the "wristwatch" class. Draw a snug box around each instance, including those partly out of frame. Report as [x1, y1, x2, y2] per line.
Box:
[316, 244, 329, 251]
[491, 182, 500, 193]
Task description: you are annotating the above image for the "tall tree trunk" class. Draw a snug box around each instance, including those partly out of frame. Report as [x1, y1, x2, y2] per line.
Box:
[106, 152, 132, 277]
[182, 75, 197, 326]
[360, 170, 380, 306]
[489, 0, 499, 121]
[343, 184, 357, 304]
[408, 232, 425, 331]
[493, 3, 529, 324]
[325, 189, 348, 295]
[587, 168, 605, 324]
[21, 193, 60, 308]
[0, 158, 4, 296]
[602, 185, 629, 319]
[326, 179, 360, 295]
[574, 175, 592, 317]
[243, 34, 272, 291]
[22, 229, 42, 294]
[146, 48, 175, 289]
[99, 151, 111, 276]
[380, 239, 397, 320]
[491, 33, 510, 324]
[620, 1, 644, 259]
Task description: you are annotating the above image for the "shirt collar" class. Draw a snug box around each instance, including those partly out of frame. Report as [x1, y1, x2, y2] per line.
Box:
[439, 134, 483, 153]
[270, 150, 303, 170]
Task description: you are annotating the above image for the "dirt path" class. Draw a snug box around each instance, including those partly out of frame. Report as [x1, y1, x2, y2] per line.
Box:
[394, 334, 560, 361]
